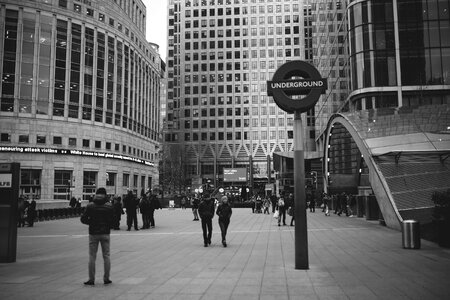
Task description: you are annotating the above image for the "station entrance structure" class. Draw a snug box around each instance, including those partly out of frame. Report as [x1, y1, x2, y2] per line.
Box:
[324, 105, 450, 230]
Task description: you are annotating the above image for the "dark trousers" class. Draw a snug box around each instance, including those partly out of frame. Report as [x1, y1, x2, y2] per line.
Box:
[201, 217, 212, 244]
[149, 210, 155, 227]
[142, 212, 150, 228]
[127, 210, 138, 229]
[218, 219, 230, 242]
[113, 214, 121, 229]
[27, 211, 35, 226]
[278, 208, 286, 225]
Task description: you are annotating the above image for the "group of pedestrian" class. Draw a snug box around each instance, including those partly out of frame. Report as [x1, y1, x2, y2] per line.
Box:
[17, 195, 37, 227]
[333, 192, 355, 217]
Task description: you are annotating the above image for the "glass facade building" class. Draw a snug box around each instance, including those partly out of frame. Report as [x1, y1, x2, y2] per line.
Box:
[0, 0, 163, 203]
[315, 0, 450, 229]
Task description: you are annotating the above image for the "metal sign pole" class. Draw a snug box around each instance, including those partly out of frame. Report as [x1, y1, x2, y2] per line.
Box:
[267, 60, 325, 270]
[294, 111, 308, 269]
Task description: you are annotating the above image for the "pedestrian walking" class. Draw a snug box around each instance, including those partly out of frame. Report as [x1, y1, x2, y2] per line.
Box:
[17, 196, 27, 227]
[337, 192, 347, 216]
[270, 194, 278, 213]
[148, 192, 160, 228]
[112, 196, 124, 230]
[287, 193, 295, 226]
[139, 194, 151, 229]
[181, 195, 187, 209]
[191, 196, 200, 221]
[27, 198, 37, 227]
[80, 187, 114, 286]
[263, 197, 271, 214]
[124, 190, 139, 231]
[198, 194, 215, 247]
[277, 195, 287, 226]
[346, 193, 354, 217]
[216, 196, 232, 247]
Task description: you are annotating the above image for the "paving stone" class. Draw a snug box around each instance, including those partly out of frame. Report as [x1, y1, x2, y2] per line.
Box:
[0, 208, 449, 299]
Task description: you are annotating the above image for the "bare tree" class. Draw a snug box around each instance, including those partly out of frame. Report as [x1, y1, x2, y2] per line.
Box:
[159, 143, 188, 196]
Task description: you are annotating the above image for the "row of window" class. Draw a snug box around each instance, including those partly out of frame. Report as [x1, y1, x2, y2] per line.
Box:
[183, 116, 290, 128]
[184, 0, 295, 7]
[184, 3, 299, 17]
[21, 168, 151, 200]
[184, 26, 300, 39]
[0, 133, 156, 161]
[182, 129, 293, 142]
[59, 1, 158, 66]
[184, 14, 299, 28]
[182, 95, 274, 105]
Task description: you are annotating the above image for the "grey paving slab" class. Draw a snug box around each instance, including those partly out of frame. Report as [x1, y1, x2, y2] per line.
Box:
[1, 208, 450, 300]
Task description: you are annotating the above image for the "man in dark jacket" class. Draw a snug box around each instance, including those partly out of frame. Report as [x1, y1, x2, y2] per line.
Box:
[80, 187, 114, 285]
[216, 196, 232, 247]
[124, 190, 139, 231]
[198, 194, 215, 247]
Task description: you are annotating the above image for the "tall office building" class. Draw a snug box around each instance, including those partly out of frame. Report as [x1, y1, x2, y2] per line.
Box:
[0, 0, 163, 204]
[165, 0, 317, 195]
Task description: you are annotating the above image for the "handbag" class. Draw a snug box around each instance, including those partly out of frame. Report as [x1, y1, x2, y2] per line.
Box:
[273, 210, 279, 219]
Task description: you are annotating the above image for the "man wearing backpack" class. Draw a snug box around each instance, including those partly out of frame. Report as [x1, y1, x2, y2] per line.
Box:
[277, 194, 287, 226]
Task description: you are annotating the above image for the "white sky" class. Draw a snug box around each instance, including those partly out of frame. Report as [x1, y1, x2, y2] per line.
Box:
[143, 0, 168, 59]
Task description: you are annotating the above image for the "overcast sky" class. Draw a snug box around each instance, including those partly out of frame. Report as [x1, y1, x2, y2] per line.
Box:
[143, 0, 168, 59]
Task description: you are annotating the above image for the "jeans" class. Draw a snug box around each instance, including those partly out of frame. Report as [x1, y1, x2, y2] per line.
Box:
[89, 234, 110, 282]
[201, 217, 212, 244]
[218, 219, 230, 242]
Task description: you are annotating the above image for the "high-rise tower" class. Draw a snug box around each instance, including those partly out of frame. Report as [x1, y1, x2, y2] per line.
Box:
[165, 0, 314, 195]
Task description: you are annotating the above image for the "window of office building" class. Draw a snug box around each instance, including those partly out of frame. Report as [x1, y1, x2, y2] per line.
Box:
[54, 170, 72, 200]
[83, 171, 97, 200]
[20, 169, 41, 198]
[106, 172, 116, 187]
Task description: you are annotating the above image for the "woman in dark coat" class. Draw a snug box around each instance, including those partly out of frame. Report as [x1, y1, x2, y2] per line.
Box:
[216, 196, 232, 247]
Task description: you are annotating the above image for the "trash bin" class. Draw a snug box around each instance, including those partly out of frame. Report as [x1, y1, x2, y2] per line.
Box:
[402, 220, 420, 249]
[365, 195, 379, 220]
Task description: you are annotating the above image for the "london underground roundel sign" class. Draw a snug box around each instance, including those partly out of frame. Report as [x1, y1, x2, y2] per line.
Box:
[267, 61, 327, 113]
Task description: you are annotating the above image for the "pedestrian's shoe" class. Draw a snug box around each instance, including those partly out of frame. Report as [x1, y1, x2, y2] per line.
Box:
[222, 240, 227, 247]
[127, 227, 131, 231]
[84, 280, 94, 286]
[104, 279, 112, 285]
[204, 243, 208, 247]
[278, 223, 280, 226]
[135, 228, 139, 231]
[208, 238, 211, 245]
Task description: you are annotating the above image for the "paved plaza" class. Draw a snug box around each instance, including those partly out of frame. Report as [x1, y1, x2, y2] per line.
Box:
[1, 207, 450, 300]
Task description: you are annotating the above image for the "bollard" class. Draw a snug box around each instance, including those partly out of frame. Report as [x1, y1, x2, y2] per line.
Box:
[402, 220, 420, 249]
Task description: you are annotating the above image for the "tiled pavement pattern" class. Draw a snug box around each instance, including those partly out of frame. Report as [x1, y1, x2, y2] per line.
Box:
[1, 208, 450, 300]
